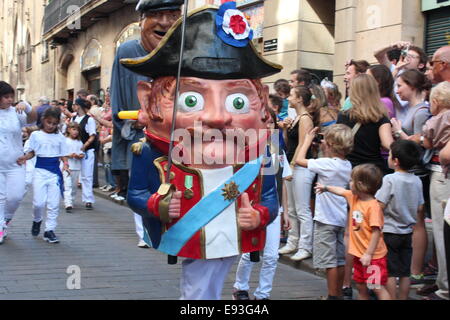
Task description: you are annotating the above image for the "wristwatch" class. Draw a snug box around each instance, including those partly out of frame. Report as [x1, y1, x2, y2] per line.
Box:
[394, 130, 402, 139]
[420, 135, 425, 146]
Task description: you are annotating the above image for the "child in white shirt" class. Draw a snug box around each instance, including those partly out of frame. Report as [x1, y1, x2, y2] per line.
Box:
[17, 107, 69, 243]
[63, 122, 84, 212]
[295, 124, 354, 300]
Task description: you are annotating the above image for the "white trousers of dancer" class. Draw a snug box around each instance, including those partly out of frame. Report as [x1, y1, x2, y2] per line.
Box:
[233, 214, 281, 299]
[134, 212, 144, 240]
[0, 168, 26, 229]
[180, 256, 237, 300]
[63, 170, 80, 208]
[80, 149, 95, 204]
[33, 168, 61, 232]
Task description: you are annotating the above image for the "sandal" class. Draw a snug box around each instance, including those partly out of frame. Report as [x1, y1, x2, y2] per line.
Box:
[422, 292, 447, 300]
[416, 283, 438, 296]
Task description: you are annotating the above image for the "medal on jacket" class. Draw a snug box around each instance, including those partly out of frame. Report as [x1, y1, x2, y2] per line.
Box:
[184, 175, 194, 199]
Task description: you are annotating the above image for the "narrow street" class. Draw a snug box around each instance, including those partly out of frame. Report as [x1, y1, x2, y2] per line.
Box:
[0, 190, 327, 300]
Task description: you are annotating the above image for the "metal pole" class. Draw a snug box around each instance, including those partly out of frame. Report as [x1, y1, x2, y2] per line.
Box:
[165, 0, 189, 182]
[166, 0, 189, 265]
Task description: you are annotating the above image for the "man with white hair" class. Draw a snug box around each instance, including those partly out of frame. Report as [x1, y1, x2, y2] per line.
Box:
[431, 45, 450, 84]
[36, 97, 51, 126]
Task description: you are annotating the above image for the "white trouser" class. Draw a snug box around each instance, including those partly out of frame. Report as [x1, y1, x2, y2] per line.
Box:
[234, 214, 281, 299]
[81, 149, 95, 204]
[285, 166, 315, 253]
[33, 168, 61, 232]
[430, 171, 450, 299]
[180, 256, 237, 300]
[25, 160, 35, 191]
[0, 168, 26, 229]
[63, 170, 80, 208]
[134, 212, 144, 240]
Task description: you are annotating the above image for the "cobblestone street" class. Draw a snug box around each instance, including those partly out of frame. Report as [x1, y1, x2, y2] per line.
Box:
[0, 191, 327, 300]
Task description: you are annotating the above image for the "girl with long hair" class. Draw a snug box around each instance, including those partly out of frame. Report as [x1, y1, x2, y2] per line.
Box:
[278, 86, 319, 261]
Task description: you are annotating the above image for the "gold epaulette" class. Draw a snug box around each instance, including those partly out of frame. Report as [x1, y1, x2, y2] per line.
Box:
[131, 137, 147, 155]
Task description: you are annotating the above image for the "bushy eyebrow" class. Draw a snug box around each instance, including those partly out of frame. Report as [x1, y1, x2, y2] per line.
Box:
[226, 80, 252, 89]
[180, 79, 208, 88]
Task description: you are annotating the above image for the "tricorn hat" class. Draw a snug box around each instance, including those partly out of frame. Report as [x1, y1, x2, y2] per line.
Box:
[136, 0, 184, 12]
[122, 2, 282, 79]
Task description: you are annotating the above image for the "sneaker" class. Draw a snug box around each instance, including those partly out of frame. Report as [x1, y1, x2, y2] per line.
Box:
[65, 206, 73, 213]
[410, 274, 426, 287]
[43, 230, 59, 243]
[342, 287, 353, 300]
[232, 290, 250, 300]
[99, 185, 109, 191]
[86, 203, 93, 210]
[290, 249, 312, 261]
[110, 192, 118, 199]
[105, 185, 116, 192]
[278, 244, 297, 255]
[31, 221, 42, 237]
[138, 240, 150, 248]
[5, 218, 11, 226]
[0, 229, 5, 244]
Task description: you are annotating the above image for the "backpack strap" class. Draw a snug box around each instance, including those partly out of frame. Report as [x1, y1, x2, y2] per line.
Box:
[352, 123, 362, 137]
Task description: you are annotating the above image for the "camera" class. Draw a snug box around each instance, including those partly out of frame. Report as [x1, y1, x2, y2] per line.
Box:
[313, 133, 324, 144]
[401, 44, 410, 58]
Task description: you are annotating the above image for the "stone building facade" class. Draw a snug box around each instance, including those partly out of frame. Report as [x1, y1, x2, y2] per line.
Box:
[1, 0, 449, 104]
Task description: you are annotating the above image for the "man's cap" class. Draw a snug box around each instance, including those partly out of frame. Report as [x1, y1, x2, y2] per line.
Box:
[122, 4, 282, 80]
[136, 0, 184, 13]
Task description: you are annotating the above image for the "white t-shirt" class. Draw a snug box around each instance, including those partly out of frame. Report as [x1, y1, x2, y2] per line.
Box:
[287, 107, 297, 120]
[74, 115, 96, 136]
[0, 106, 27, 172]
[25, 131, 68, 158]
[64, 137, 84, 170]
[308, 157, 352, 227]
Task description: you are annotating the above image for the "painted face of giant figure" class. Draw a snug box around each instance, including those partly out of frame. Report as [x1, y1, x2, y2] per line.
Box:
[137, 76, 270, 168]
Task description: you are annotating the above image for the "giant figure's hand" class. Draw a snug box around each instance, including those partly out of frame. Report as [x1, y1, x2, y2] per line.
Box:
[238, 192, 261, 231]
[168, 191, 182, 219]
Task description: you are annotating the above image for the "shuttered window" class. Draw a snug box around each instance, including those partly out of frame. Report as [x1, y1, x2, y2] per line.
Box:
[425, 6, 450, 56]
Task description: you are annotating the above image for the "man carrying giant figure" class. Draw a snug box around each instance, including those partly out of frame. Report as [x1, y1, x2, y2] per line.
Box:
[111, 0, 183, 247]
[119, 0, 282, 299]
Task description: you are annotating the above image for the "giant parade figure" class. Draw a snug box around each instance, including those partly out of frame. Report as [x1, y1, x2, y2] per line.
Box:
[119, 0, 283, 299]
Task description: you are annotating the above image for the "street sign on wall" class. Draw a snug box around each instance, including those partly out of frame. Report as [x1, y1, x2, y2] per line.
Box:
[422, 0, 450, 11]
[263, 39, 277, 52]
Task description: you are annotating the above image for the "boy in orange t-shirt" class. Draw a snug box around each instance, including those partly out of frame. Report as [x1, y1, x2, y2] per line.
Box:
[316, 164, 391, 300]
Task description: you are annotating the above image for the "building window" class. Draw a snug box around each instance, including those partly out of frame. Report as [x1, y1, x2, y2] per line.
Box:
[41, 40, 49, 63]
[25, 33, 32, 70]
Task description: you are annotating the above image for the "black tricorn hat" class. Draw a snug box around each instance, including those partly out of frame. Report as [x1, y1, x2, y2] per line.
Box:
[136, 0, 184, 12]
[121, 5, 282, 79]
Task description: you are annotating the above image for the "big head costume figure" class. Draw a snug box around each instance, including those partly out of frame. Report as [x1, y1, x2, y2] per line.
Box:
[121, 1, 282, 299]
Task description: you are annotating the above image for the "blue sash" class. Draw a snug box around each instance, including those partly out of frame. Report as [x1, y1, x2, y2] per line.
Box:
[35, 157, 64, 197]
[157, 156, 263, 256]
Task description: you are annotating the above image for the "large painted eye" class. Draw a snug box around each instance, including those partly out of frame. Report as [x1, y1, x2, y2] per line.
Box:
[178, 92, 204, 112]
[225, 93, 250, 114]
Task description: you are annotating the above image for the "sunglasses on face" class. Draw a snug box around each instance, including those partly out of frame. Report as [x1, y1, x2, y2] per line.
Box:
[430, 60, 446, 67]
